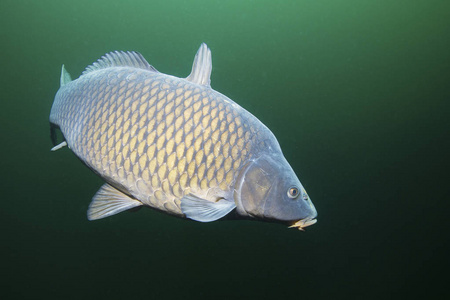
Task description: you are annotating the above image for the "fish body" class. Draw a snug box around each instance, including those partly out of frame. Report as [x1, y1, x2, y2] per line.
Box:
[50, 44, 317, 229]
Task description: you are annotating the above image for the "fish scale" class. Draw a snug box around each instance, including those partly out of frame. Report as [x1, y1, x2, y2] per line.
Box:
[49, 44, 317, 229]
[52, 66, 258, 216]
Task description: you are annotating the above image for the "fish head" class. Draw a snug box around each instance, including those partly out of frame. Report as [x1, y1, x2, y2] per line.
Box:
[234, 154, 317, 230]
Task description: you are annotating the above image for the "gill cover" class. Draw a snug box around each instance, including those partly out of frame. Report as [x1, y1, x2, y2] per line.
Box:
[234, 154, 316, 222]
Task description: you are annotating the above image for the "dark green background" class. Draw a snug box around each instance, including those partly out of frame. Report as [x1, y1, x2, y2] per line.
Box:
[1, 0, 448, 299]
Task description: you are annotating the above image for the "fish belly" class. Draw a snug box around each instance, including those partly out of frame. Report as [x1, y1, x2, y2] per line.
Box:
[52, 67, 257, 216]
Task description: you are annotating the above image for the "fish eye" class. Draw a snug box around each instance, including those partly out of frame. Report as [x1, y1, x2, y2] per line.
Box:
[287, 187, 299, 199]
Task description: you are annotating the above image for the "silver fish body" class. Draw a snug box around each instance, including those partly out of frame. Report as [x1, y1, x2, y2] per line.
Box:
[50, 44, 317, 229]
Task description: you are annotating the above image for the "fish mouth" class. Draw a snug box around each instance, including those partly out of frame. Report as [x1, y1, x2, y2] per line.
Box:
[288, 218, 317, 231]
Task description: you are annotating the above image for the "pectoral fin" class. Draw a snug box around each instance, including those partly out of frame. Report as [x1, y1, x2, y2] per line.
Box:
[180, 194, 236, 222]
[87, 184, 143, 220]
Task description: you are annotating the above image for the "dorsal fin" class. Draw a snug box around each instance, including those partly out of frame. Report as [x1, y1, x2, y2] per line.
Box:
[186, 43, 212, 86]
[60, 64, 72, 87]
[82, 51, 159, 75]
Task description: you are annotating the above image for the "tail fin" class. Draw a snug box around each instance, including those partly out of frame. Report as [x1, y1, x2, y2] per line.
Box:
[50, 123, 58, 146]
[60, 64, 72, 87]
[50, 123, 68, 151]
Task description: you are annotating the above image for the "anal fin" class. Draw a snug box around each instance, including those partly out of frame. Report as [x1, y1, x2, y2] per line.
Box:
[87, 183, 143, 220]
[180, 193, 236, 222]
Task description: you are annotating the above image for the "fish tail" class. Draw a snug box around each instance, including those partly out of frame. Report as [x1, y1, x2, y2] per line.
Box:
[50, 123, 59, 146]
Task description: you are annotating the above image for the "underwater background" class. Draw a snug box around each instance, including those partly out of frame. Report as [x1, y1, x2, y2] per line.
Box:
[1, 0, 449, 299]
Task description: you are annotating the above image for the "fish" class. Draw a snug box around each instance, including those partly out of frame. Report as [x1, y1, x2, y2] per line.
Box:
[49, 43, 317, 230]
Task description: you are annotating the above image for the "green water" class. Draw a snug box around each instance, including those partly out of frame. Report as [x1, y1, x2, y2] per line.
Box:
[1, 0, 449, 299]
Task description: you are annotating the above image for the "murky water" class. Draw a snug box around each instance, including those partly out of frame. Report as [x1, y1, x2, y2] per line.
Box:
[1, 0, 448, 299]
